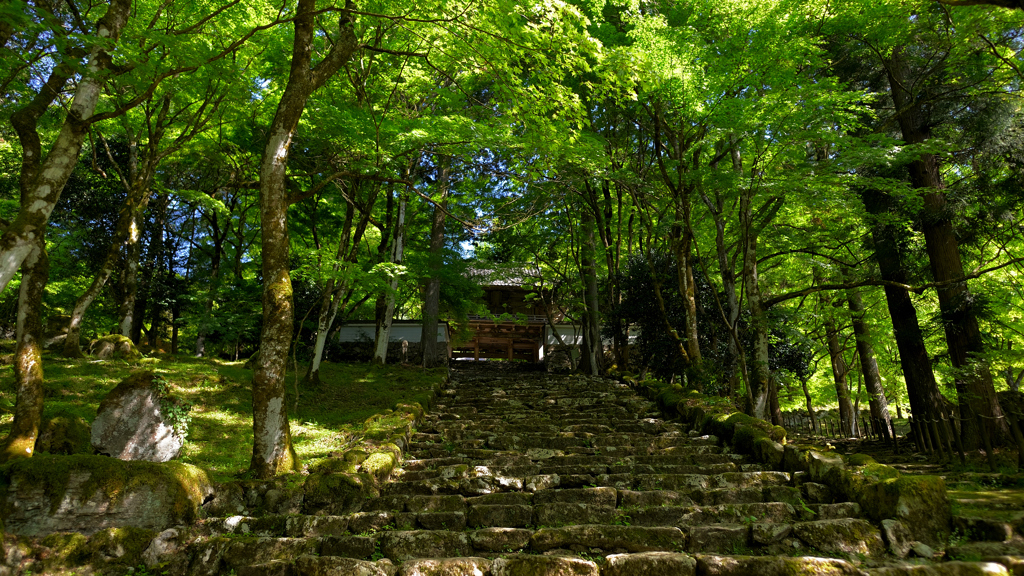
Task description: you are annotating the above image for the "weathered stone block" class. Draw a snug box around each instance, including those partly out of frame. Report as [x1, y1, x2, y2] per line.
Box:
[406, 495, 465, 513]
[533, 503, 616, 526]
[686, 525, 749, 553]
[468, 504, 533, 528]
[857, 475, 950, 547]
[397, 557, 491, 576]
[319, 535, 376, 559]
[469, 527, 531, 552]
[416, 511, 465, 531]
[491, 554, 598, 576]
[293, 554, 397, 576]
[379, 530, 470, 561]
[531, 525, 686, 553]
[792, 518, 885, 557]
[302, 472, 378, 515]
[602, 552, 696, 576]
[0, 454, 212, 536]
[696, 554, 864, 575]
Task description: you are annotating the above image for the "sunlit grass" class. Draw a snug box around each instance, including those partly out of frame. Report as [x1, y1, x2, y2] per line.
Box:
[0, 353, 445, 482]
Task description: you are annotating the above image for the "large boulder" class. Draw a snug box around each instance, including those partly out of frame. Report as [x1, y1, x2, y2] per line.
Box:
[92, 371, 188, 462]
[90, 334, 142, 360]
[0, 454, 213, 536]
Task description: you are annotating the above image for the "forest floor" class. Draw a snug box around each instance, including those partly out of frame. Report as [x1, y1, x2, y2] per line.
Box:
[0, 352, 447, 481]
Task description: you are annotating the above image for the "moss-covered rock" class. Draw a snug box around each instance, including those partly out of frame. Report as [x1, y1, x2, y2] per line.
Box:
[35, 410, 91, 455]
[792, 518, 886, 557]
[85, 526, 157, 568]
[0, 453, 213, 536]
[302, 472, 378, 515]
[39, 532, 89, 568]
[90, 334, 142, 360]
[360, 451, 398, 483]
[858, 475, 951, 547]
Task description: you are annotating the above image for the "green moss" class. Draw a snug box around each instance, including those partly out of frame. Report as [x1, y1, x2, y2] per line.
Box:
[732, 424, 769, 454]
[35, 409, 91, 456]
[40, 532, 89, 566]
[86, 526, 156, 566]
[91, 335, 142, 360]
[860, 463, 899, 481]
[0, 454, 210, 521]
[310, 458, 358, 475]
[845, 453, 877, 467]
[361, 451, 397, 481]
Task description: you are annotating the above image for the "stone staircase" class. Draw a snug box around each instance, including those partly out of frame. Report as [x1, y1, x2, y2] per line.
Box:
[164, 366, 1019, 576]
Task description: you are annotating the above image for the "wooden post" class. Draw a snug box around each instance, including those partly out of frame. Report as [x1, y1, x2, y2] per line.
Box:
[945, 412, 966, 465]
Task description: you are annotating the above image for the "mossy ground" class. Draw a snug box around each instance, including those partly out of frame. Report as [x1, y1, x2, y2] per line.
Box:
[0, 352, 445, 481]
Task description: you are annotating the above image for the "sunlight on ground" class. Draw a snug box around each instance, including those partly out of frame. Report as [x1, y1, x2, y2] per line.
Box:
[0, 355, 445, 482]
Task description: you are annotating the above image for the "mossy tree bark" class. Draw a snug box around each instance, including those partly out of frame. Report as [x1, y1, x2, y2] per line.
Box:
[0, 0, 131, 296]
[250, 0, 358, 478]
[0, 236, 48, 463]
[885, 47, 1008, 448]
[739, 185, 780, 420]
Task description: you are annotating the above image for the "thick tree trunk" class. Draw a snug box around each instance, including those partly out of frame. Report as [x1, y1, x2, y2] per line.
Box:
[421, 168, 448, 369]
[0, 1, 130, 295]
[117, 208, 146, 340]
[580, 208, 602, 376]
[886, 47, 1007, 448]
[250, 0, 357, 478]
[0, 237, 48, 463]
[861, 188, 950, 434]
[846, 286, 894, 438]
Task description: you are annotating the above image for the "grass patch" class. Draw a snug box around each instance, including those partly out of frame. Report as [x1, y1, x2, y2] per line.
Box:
[0, 354, 445, 482]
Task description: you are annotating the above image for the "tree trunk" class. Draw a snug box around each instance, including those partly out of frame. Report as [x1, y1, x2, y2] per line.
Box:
[373, 190, 407, 364]
[825, 317, 855, 437]
[250, 0, 357, 478]
[306, 198, 356, 384]
[0, 237, 48, 463]
[673, 200, 702, 364]
[0, 1, 131, 295]
[885, 47, 1007, 448]
[580, 207, 601, 375]
[846, 285, 894, 438]
[861, 187, 949, 435]
[116, 204, 146, 340]
[801, 376, 819, 433]
[421, 165, 449, 369]
[740, 187, 771, 419]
